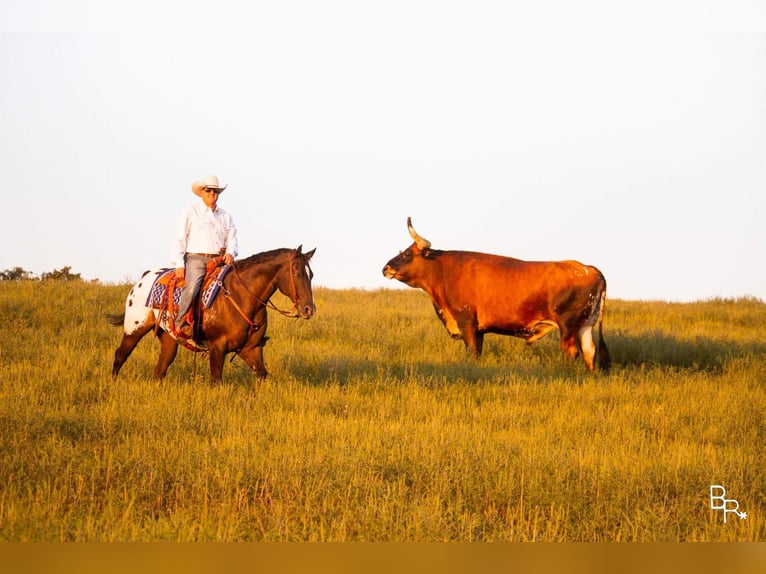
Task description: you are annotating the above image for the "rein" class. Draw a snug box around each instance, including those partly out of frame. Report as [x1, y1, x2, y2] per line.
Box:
[219, 252, 304, 332]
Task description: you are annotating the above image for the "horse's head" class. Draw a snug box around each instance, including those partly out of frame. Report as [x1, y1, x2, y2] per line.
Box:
[279, 245, 316, 319]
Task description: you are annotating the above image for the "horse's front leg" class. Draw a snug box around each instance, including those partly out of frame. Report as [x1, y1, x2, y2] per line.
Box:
[207, 342, 227, 385]
[153, 331, 179, 380]
[237, 341, 268, 380]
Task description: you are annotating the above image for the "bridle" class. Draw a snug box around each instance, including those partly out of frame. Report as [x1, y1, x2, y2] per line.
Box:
[219, 251, 312, 332]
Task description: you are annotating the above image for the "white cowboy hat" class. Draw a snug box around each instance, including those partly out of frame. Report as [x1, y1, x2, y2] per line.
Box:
[192, 175, 227, 196]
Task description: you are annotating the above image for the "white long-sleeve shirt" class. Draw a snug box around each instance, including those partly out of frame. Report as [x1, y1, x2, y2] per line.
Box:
[170, 201, 239, 269]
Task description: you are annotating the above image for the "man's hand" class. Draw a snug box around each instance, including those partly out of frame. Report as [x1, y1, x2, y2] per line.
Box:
[223, 254, 234, 265]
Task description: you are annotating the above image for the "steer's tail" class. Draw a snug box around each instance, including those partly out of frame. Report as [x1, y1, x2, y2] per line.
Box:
[596, 287, 611, 372]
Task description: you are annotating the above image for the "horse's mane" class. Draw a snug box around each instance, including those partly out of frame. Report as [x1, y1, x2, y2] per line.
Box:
[235, 248, 294, 272]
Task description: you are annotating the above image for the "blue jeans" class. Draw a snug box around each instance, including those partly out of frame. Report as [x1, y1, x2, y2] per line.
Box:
[175, 254, 211, 321]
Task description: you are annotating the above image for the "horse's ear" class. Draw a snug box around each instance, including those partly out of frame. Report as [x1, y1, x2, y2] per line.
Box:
[295, 244, 303, 255]
[304, 247, 316, 260]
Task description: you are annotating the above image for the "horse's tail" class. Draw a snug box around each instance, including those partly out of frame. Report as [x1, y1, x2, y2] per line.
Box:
[105, 313, 125, 327]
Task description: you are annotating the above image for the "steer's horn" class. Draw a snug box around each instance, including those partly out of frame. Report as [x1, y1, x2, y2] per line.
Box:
[407, 217, 431, 250]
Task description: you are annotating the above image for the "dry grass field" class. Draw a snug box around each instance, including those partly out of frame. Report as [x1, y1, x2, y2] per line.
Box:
[0, 280, 763, 541]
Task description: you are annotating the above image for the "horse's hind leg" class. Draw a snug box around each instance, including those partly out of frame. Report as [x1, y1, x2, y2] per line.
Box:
[112, 325, 153, 378]
[153, 331, 179, 380]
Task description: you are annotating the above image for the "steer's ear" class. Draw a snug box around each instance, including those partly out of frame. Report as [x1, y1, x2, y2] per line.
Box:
[421, 247, 433, 259]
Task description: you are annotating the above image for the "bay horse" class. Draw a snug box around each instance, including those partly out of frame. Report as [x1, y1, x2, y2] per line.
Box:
[108, 246, 316, 384]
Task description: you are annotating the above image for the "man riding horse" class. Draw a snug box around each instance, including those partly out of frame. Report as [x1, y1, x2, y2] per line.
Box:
[171, 175, 238, 344]
[109, 174, 317, 384]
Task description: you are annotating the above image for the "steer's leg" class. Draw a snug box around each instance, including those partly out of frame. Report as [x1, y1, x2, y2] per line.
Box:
[559, 325, 580, 362]
[462, 331, 484, 358]
[474, 332, 484, 357]
[458, 314, 483, 358]
[577, 325, 597, 371]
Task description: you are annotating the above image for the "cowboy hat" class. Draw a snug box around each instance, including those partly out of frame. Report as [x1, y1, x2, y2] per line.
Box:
[192, 175, 227, 196]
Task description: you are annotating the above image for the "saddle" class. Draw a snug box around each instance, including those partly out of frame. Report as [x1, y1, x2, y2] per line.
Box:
[146, 260, 233, 343]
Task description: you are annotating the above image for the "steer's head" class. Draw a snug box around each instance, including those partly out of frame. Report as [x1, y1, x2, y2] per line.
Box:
[382, 217, 434, 287]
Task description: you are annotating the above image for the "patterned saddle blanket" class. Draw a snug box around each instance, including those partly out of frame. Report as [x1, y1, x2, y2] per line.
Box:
[145, 264, 233, 311]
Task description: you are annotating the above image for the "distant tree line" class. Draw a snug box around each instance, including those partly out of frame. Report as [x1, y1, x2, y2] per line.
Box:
[0, 266, 83, 281]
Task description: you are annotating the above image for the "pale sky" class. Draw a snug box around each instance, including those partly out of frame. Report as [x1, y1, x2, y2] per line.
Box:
[2, 1, 765, 301]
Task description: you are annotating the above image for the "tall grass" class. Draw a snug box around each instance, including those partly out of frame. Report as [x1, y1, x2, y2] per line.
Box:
[0, 281, 763, 540]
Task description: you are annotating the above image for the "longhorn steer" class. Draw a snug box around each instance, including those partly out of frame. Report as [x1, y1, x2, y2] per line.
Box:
[382, 218, 611, 371]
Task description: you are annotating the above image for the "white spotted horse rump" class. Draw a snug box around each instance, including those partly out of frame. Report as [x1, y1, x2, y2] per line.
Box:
[121, 265, 233, 336]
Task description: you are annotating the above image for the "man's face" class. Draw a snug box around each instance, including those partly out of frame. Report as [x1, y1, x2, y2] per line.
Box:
[202, 188, 221, 208]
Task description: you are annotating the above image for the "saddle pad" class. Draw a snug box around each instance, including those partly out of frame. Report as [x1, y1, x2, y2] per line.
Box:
[145, 265, 233, 310]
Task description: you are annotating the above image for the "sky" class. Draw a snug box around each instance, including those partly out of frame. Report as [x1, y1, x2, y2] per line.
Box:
[2, 1, 765, 301]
